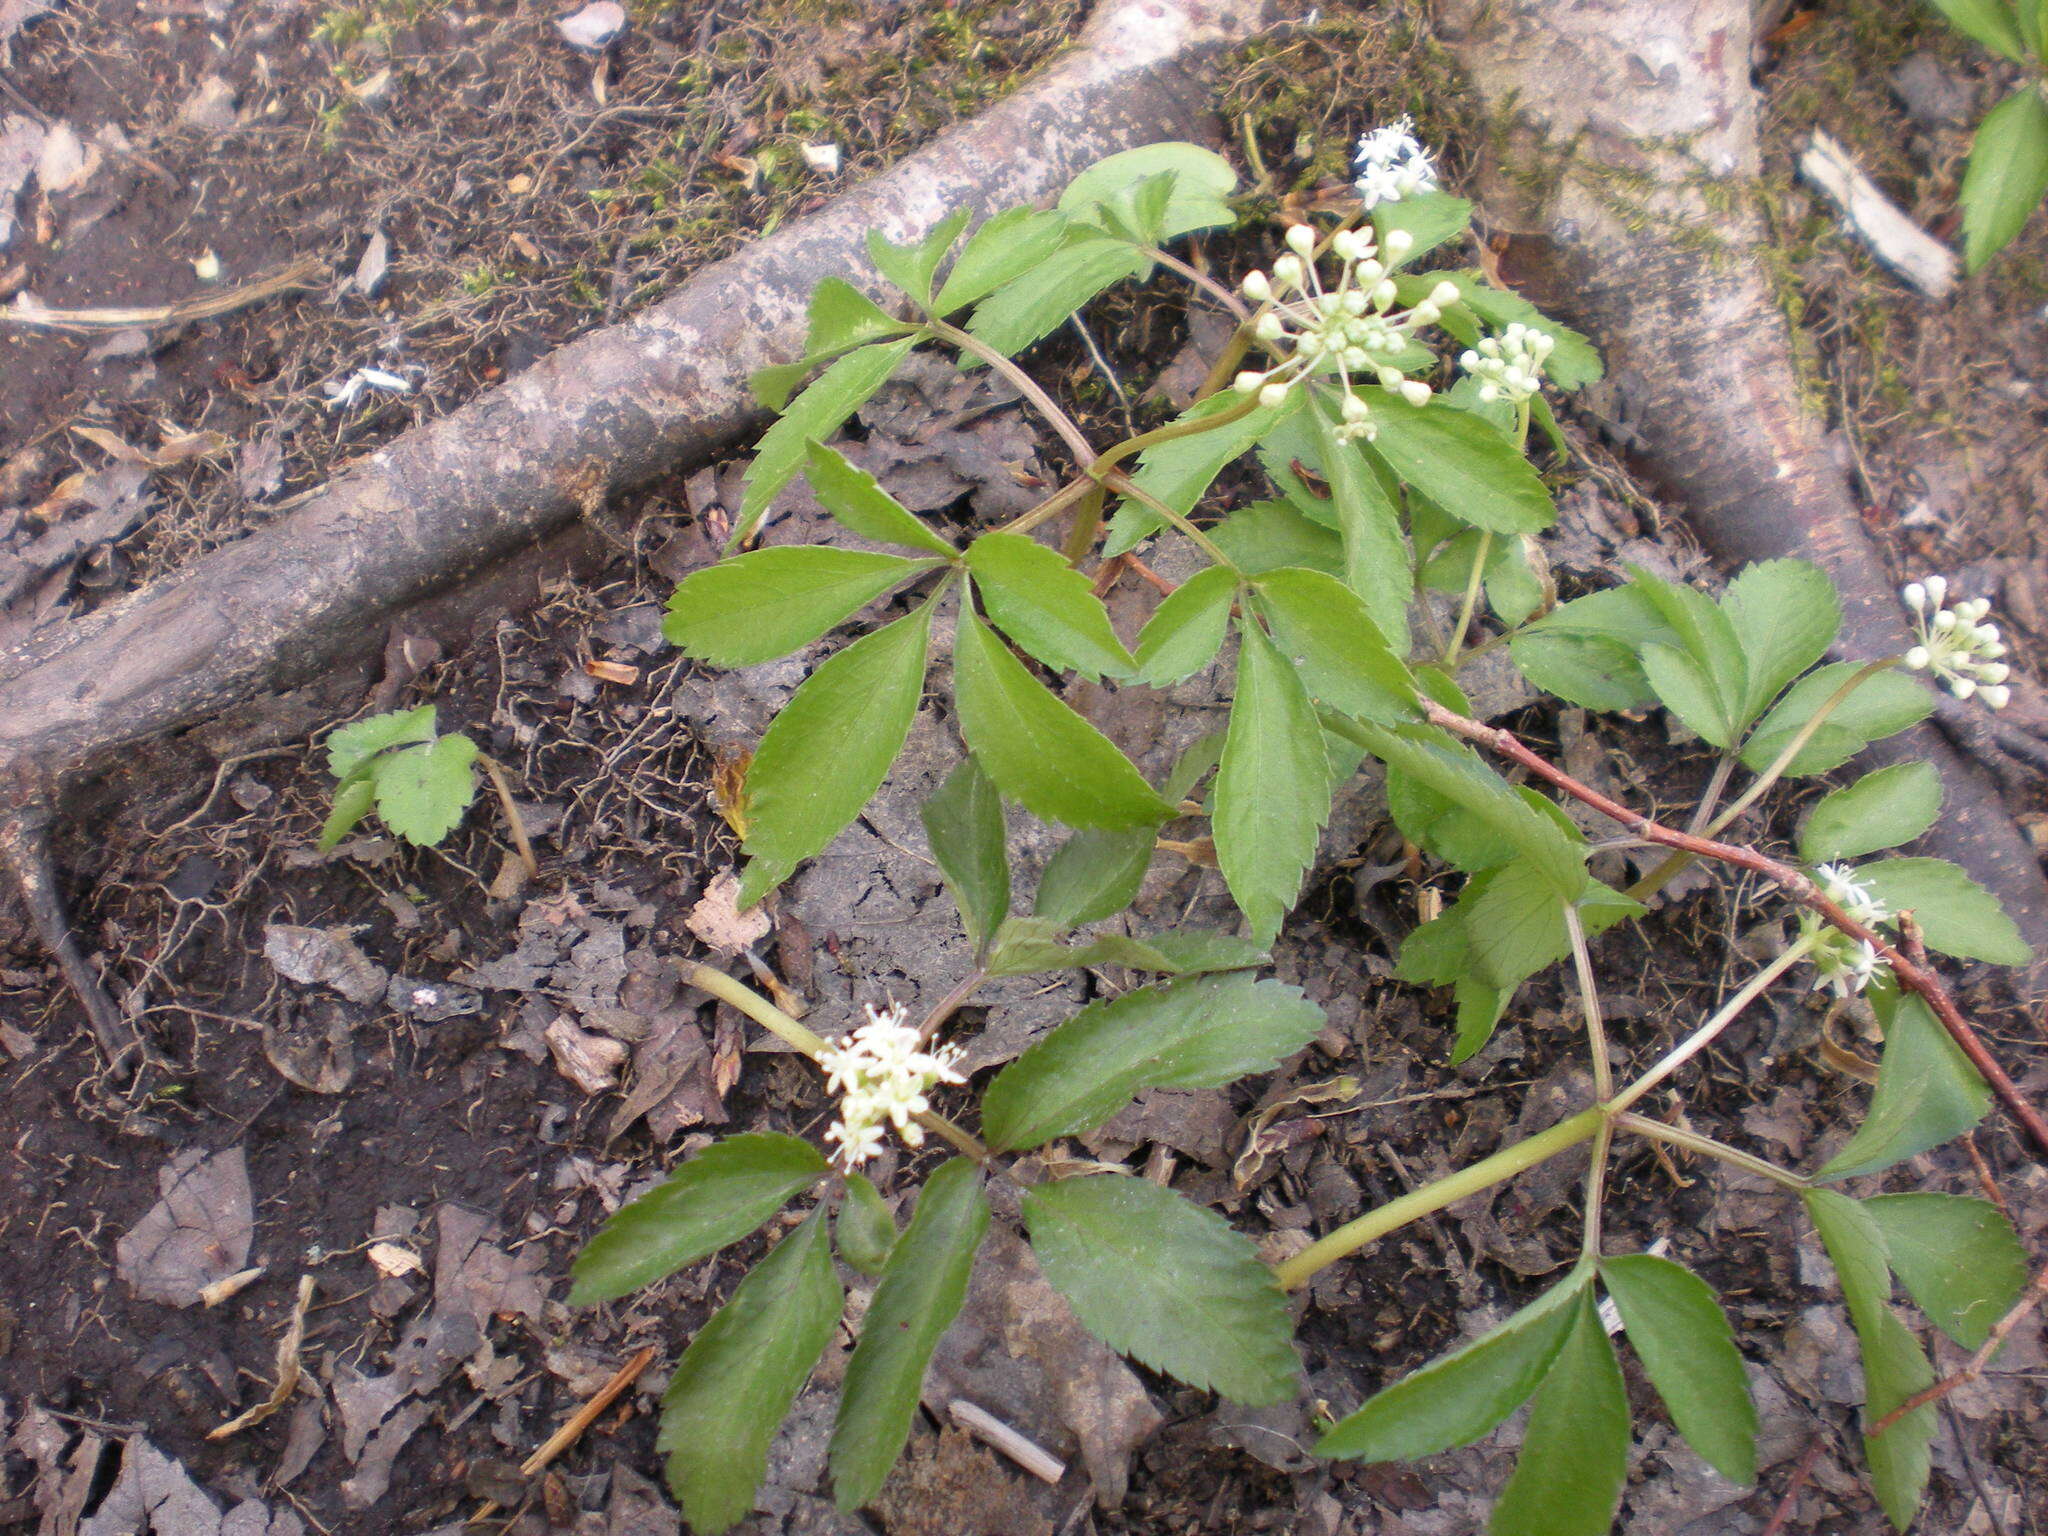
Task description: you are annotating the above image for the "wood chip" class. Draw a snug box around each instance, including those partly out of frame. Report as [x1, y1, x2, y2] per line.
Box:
[1799, 130, 1956, 298]
[209, 1275, 315, 1439]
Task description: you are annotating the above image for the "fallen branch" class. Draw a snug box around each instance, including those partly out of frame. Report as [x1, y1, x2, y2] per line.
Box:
[1435, 0, 2048, 992]
[0, 0, 1284, 1045]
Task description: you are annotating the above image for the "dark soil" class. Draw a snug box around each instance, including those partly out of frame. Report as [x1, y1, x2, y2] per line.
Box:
[3, 2, 2047, 1535]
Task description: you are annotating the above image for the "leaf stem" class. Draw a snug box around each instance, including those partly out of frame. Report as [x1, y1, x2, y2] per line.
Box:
[685, 962, 828, 1058]
[1609, 938, 1815, 1117]
[1580, 1117, 1613, 1259]
[1563, 904, 1612, 1101]
[1100, 469, 1237, 571]
[1442, 531, 1492, 668]
[929, 317, 1097, 466]
[1613, 1112, 1809, 1190]
[1141, 245, 1251, 322]
[1273, 1107, 1606, 1290]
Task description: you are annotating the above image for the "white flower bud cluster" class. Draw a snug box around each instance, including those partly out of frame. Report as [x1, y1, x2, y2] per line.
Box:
[1232, 223, 1459, 443]
[1798, 862, 1893, 999]
[1459, 323, 1555, 405]
[1901, 576, 2010, 708]
[1354, 117, 1439, 210]
[816, 1003, 965, 1169]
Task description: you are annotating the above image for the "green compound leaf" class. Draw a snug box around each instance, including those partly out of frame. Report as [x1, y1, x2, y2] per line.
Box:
[1058, 142, 1238, 240]
[318, 776, 377, 852]
[659, 1209, 842, 1536]
[803, 441, 957, 556]
[1023, 1173, 1299, 1404]
[373, 734, 479, 847]
[1213, 617, 1333, 944]
[1961, 87, 2048, 272]
[735, 337, 917, 546]
[952, 606, 1169, 831]
[965, 532, 1135, 682]
[1208, 499, 1346, 578]
[1509, 586, 1668, 713]
[1319, 1271, 1587, 1461]
[830, 1160, 990, 1509]
[1864, 1193, 2029, 1350]
[1859, 856, 2033, 966]
[983, 972, 1324, 1151]
[1927, 0, 2029, 60]
[946, 606, 1163, 835]
[1370, 190, 1474, 261]
[866, 207, 971, 307]
[1739, 663, 1933, 777]
[933, 207, 1073, 315]
[1601, 1254, 1758, 1486]
[1034, 825, 1156, 928]
[965, 233, 1146, 359]
[920, 757, 1011, 959]
[1254, 565, 1421, 726]
[1363, 385, 1557, 535]
[1312, 391, 1412, 653]
[1133, 564, 1236, 686]
[664, 547, 940, 666]
[1722, 558, 1841, 722]
[739, 601, 934, 906]
[1105, 392, 1294, 557]
[570, 1133, 827, 1304]
[1350, 722, 1587, 901]
[1798, 762, 1943, 863]
[1820, 988, 1989, 1182]
[1463, 858, 1642, 990]
[1490, 1290, 1631, 1536]
[1805, 1189, 1936, 1531]
[804, 277, 914, 356]
[328, 703, 439, 782]
[834, 1173, 898, 1278]
[1629, 568, 1749, 745]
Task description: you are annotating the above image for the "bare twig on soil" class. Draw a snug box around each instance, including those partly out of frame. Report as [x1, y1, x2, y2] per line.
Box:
[1759, 1434, 1826, 1536]
[1422, 698, 2048, 1159]
[471, 1344, 657, 1524]
[0, 257, 326, 332]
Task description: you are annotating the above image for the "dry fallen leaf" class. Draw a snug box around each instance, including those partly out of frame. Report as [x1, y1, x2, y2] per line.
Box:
[546, 1015, 628, 1093]
[209, 1275, 315, 1440]
[686, 869, 772, 955]
[584, 656, 640, 685]
[368, 1241, 425, 1279]
[116, 1146, 255, 1308]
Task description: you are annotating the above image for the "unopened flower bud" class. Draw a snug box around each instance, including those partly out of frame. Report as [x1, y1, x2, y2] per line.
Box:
[1410, 301, 1441, 325]
[1358, 259, 1384, 282]
[1903, 582, 1926, 612]
[1925, 574, 1948, 606]
[1934, 610, 1958, 632]
[1953, 677, 1977, 700]
[1241, 270, 1271, 302]
[1377, 366, 1405, 389]
[1259, 382, 1290, 409]
[1255, 313, 1285, 341]
[1285, 224, 1316, 259]
[1904, 646, 1931, 671]
[1372, 278, 1398, 307]
[1272, 254, 1304, 288]
[1341, 393, 1370, 423]
[1980, 663, 2010, 684]
[1331, 229, 1368, 262]
[1981, 684, 2011, 709]
[1400, 380, 1432, 407]
[1429, 280, 1461, 307]
[1342, 289, 1368, 315]
[1233, 370, 1267, 395]
[1384, 228, 1414, 256]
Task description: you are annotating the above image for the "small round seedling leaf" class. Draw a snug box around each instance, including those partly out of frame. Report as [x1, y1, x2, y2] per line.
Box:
[372, 734, 478, 847]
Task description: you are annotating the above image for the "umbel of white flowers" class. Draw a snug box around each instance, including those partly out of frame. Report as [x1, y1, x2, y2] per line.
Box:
[1233, 223, 1462, 442]
[1800, 862, 1893, 998]
[1461, 323, 1556, 406]
[1902, 576, 2011, 708]
[1354, 117, 1438, 209]
[816, 1003, 965, 1169]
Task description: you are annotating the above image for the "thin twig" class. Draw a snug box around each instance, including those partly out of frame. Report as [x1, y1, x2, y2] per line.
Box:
[471, 1345, 657, 1524]
[478, 755, 539, 879]
[1759, 1434, 1825, 1536]
[1, 256, 326, 333]
[1423, 699, 2048, 1158]
[1869, 1257, 2048, 1437]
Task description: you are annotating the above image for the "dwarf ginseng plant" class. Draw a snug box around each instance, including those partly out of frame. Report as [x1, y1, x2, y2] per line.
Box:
[537, 138, 2036, 1533]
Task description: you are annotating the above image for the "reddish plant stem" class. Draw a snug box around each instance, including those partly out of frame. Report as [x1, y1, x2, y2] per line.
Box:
[1759, 1434, 1825, 1536]
[1421, 699, 2048, 1160]
[1869, 1257, 2048, 1438]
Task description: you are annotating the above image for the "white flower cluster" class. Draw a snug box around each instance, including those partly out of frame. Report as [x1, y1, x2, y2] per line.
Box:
[816, 1003, 965, 1169]
[1799, 862, 1892, 999]
[1354, 117, 1438, 209]
[1233, 224, 1461, 443]
[1902, 576, 2010, 708]
[1460, 323, 1555, 406]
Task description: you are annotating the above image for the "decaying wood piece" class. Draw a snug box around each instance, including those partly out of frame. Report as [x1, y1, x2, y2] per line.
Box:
[1434, 0, 2048, 993]
[0, 0, 1289, 1044]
